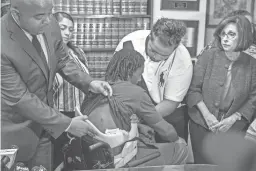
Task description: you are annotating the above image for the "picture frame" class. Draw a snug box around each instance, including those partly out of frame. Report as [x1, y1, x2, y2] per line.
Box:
[180, 20, 199, 57]
[161, 0, 200, 11]
[206, 0, 253, 26]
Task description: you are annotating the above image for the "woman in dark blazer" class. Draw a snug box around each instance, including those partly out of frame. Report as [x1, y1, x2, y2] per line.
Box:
[187, 15, 256, 164]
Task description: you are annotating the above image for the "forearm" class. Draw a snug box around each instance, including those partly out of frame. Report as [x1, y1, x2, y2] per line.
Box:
[58, 58, 94, 94]
[196, 100, 211, 118]
[155, 99, 179, 117]
[151, 120, 178, 142]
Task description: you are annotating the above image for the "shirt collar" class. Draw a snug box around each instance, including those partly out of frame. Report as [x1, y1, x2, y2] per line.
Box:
[11, 12, 33, 41]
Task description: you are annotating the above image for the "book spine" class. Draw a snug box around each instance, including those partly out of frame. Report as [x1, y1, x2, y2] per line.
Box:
[104, 18, 112, 48]
[70, 0, 78, 14]
[94, 0, 102, 15]
[62, 0, 70, 13]
[113, 0, 121, 15]
[111, 18, 119, 48]
[106, 0, 113, 15]
[98, 19, 105, 48]
[101, 0, 107, 15]
[121, 0, 129, 15]
[128, 0, 135, 15]
[140, 0, 147, 15]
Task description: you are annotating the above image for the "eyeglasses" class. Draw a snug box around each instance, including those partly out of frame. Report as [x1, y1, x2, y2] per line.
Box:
[219, 31, 237, 40]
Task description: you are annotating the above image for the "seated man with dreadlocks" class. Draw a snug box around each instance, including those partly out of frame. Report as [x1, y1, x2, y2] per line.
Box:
[81, 43, 188, 166]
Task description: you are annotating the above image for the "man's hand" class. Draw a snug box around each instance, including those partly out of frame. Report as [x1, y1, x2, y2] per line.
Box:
[89, 80, 113, 96]
[138, 124, 155, 139]
[66, 115, 97, 137]
[211, 114, 239, 133]
[203, 112, 219, 132]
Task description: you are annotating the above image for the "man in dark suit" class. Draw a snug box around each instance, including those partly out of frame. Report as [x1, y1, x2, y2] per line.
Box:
[1, 0, 112, 170]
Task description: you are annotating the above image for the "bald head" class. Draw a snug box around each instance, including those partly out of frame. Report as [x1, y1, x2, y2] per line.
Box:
[11, 0, 52, 11]
[10, 0, 53, 35]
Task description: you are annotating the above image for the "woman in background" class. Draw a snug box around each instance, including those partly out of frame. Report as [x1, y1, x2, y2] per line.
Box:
[52, 12, 89, 169]
[198, 10, 256, 59]
[187, 15, 256, 164]
[53, 12, 89, 118]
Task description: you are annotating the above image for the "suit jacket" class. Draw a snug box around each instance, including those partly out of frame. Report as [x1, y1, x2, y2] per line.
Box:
[1, 13, 93, 161]
[187, 48, 256, 129]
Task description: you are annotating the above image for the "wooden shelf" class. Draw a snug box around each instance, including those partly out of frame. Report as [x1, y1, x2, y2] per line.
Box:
[82, 48, 115, 52]
[71, 14, 151, 19]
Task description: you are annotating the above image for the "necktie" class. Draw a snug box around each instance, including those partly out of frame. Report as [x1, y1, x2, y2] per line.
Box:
[32, 35, 48, 70]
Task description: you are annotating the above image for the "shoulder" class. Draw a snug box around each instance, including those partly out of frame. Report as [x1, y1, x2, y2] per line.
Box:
[116, 30, 150, 53]
[198, 47, 220, 63]
[244, 44, 256, 59]
[112, 81, 147, 99]
[1, 15, 14, 51]
[172, 43, 193, 70]
[245, 52, 256, 67]
[124, 30, 150, 40]
[117, 30, 149, 46]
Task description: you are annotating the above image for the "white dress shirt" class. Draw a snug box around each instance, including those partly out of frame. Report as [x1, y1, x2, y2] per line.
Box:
[11, 14, 49, 64]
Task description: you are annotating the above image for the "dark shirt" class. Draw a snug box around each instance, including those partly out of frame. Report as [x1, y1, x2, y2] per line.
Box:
[111, 81, 178, 142]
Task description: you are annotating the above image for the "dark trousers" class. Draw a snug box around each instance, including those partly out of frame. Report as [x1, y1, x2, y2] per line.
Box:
[27, 131, 53, 170]
[53, 111, 75, 169]
[189, 120, 212, 164]
[155, 105, 189, 142]
[189, 119, 249, 164]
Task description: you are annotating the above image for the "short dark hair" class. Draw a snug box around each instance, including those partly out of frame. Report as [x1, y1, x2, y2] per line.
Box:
[214, 15, 253, 52]
[151, 18, 187, 47]
[105, 49, 144, 82]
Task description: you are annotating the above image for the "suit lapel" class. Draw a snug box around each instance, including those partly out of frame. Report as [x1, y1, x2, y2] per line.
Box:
[42, 32, 57, 92]
[7, 13, 49, 82]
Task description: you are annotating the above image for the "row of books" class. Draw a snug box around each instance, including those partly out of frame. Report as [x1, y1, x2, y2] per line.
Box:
[71, 17, 150, 49]
[86, 52, 113, 79]
[53, 0, 148, 15]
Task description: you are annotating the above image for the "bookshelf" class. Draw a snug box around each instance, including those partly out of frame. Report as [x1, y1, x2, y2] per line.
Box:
[53, 0, 153, 78]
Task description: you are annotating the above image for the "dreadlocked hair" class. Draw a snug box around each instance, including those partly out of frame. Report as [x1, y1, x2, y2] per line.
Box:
[105, 49, 145, 82]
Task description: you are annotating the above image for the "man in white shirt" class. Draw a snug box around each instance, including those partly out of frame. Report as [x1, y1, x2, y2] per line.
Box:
[115, 18, 193, 141]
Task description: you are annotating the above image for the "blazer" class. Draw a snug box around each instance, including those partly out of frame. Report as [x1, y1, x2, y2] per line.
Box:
[1, 13, 93, 161]
[187, 48, 256, 129]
